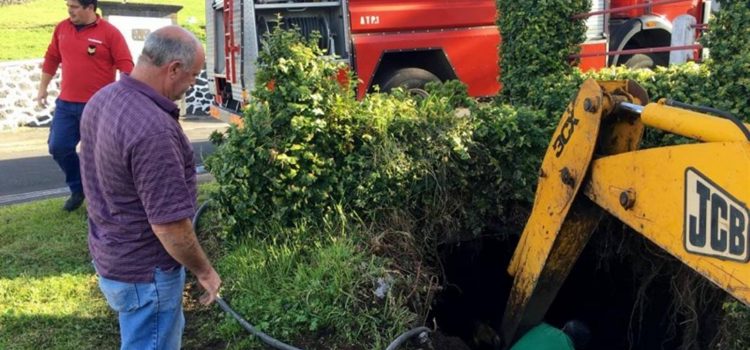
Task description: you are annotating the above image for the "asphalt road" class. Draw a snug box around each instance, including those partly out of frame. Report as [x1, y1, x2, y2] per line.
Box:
[0, 140, 216, 206]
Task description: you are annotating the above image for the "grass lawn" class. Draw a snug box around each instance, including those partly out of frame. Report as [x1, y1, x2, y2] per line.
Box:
[0, 0, 205, 61]
[0, 185, 224, 350]
[0, 181, 417, 349]
[0, 198, 118, 349]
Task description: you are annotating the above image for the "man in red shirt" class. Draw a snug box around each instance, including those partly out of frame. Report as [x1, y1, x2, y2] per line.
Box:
[36, 0, 133, 211]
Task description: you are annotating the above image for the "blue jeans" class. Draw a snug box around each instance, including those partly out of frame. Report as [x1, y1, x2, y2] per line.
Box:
[97, 266, 186, 350]
[48, 99, 85, 194]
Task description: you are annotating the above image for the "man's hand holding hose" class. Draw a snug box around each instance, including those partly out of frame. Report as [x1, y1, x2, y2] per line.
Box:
[153, 218, 222, 305]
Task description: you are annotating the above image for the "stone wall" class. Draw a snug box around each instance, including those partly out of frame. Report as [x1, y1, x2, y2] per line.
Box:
[0, 59, 212, 130]
[0, 59, 58, 130]
[185, 70, 213, 116]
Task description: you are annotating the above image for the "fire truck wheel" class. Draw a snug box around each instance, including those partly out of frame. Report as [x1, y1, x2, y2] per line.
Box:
[381, 68, 440, 96]
[623, 54, 655, 69]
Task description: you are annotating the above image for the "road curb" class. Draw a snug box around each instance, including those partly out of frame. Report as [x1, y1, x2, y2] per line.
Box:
[0, 172, 215, 207]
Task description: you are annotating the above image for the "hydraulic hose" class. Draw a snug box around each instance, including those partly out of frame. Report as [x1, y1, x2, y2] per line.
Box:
[194, 200, 433, 350]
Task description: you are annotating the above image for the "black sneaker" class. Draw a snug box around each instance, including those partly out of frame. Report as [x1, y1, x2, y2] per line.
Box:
[63, 192, 85, 212]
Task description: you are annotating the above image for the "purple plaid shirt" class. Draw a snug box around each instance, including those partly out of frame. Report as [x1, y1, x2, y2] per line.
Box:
[80, 74, 197, 283]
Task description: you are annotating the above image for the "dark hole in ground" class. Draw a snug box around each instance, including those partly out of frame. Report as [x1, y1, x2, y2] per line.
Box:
[428, 233, 517, 350]
[428, 225, 719, 350]
[546, 233, 678, 350]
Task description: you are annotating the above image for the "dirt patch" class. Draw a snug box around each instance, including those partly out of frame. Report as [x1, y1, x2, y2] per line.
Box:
[182, 281, 228, 350]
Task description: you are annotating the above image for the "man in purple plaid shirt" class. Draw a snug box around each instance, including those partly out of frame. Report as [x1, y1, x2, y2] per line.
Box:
[80, 26, 221, 350]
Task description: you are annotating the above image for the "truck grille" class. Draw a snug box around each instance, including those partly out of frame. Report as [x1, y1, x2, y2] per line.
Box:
[258, 15, 331, 52]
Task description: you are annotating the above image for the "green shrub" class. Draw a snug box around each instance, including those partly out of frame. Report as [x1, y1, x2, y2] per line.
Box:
[203, 28, 564, 349]
[206, 29, 361, 238]
[206, 29, 493, 241]
[465, 103, 553, 220]
[205, 25, 554, 242]
[204, 31, 463, 347]
[701, 1, 750, 122]
[497, 0, 590, 107]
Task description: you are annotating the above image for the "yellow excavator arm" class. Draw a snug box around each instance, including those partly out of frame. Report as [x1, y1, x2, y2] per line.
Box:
[501, 79, 750, 347]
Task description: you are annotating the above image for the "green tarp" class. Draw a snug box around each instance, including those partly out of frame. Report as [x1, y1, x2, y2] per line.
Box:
[511, 323, 575, 350]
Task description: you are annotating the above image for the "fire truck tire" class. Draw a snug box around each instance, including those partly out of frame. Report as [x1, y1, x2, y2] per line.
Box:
[623, 54, 655, 69]
[381, 68, 440, 97]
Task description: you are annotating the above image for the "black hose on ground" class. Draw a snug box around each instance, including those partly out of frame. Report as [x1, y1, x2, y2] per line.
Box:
[192, 199, 212, 233]
[216, 296, 303, 350]
[386, 326, 432, 350]
[193, 200, 303, 350]
[194, 200, 433, 350]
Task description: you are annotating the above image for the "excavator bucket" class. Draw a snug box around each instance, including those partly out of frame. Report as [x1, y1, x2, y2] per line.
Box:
[501, 79, 648, 347]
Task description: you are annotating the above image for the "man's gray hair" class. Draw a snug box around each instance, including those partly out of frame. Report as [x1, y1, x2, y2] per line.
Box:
[140, 29, 199, 68]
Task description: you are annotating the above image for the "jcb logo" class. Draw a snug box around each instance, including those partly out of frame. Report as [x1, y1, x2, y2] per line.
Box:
[684, 168, 750, 262]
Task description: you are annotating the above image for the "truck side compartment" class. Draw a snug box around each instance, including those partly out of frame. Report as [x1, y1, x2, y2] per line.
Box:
[353, 27, 500, 98]
[348, 0, 499, 98]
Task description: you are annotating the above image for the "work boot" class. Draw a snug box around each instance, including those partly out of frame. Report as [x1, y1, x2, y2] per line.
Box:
[63, 192, 85, 212]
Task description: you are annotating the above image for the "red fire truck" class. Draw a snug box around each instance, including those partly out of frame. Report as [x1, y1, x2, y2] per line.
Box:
[205, 0, 713, 123]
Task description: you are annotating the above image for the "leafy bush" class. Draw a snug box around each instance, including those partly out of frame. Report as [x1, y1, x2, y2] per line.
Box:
[701, 1, 750, 122]
[497, 0, 589, 106]
[466, 103, 553, 218]
[204, 30, 475, 347]
[204, 27, 565, 348]
[206, 29, 361, 238]
[206, 29, 534, 241]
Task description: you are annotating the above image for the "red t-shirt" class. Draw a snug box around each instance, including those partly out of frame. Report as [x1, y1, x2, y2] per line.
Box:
[42, 16, 134, 103]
